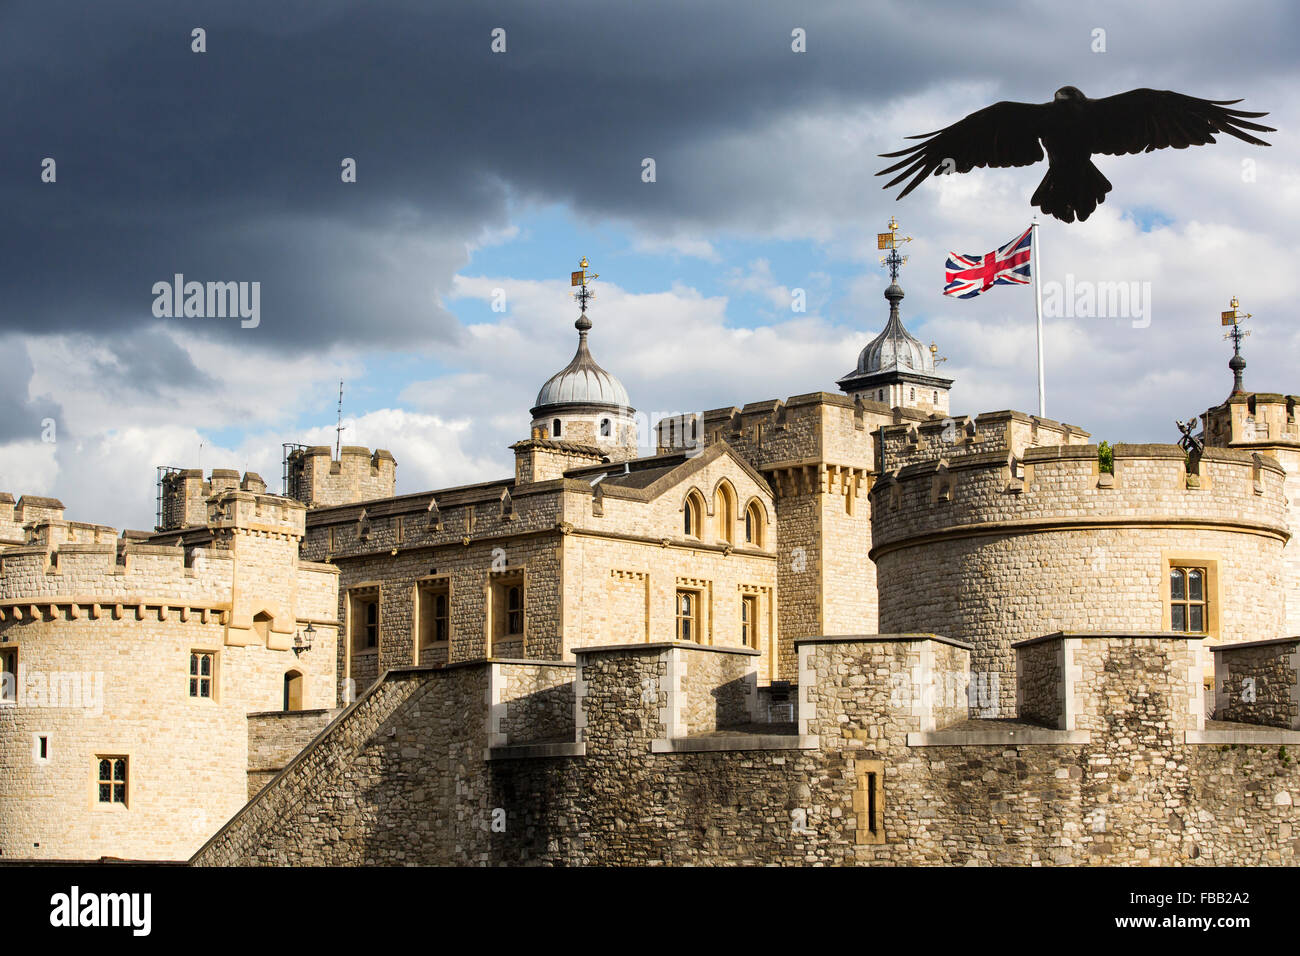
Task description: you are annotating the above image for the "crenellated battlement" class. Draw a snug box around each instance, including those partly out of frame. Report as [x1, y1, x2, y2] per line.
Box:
[160, 469, 268, 531]
[284, 445, 396, 509]
[872, 441, 1288, 553]
[206, 489, 307, 541]
[0, 494, 68, 547]
[877, 409, 1091, 473]
[0, 534, 236, 615]
[1203, 392, 1300, 449]
[657, 392, 928, 475]
[0, 489, 313, 615]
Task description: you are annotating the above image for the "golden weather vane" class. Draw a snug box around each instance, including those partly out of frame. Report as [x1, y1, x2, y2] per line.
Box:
[929, 341, 947, 366]
[1221, 295, 1252, 395]
[570, 256, 599, 312]
[877, 216, 912, 281]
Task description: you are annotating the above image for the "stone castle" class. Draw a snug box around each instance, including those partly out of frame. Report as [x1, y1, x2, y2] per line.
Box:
[2, 254, 1298, 865]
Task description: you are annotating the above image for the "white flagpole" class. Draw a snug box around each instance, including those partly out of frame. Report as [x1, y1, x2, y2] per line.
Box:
[1031, 217, 1045, 417]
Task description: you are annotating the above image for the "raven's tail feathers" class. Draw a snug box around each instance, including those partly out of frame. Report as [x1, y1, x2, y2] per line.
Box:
[1031, 159, 1112, 223]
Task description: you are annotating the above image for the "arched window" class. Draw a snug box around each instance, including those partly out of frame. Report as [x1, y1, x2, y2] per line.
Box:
[683, 492, 703, 537]
[600, 418, 612, 438]
[744, 501, 765, 548]
[933, 391, 939, 404]
[283, 670, 303, 711]
[552, 418, 562, 438]
[253, 610, 273, 644]
[714, 482, 736, 544]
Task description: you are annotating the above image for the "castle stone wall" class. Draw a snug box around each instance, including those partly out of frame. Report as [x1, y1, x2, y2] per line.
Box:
[872, 443, 1289, 714]
[247, 708, 338, 797]
[1213, 638, 1300, 729]
[192, 632, 1299, 867]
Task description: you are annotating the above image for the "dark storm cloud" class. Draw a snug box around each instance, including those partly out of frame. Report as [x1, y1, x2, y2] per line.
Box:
[86, 327, 217, 395]
[0, 339, 62, 444]
[1, 0, 1295, 352]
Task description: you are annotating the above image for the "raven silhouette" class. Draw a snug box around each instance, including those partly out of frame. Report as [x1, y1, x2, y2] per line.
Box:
[878, 87, 1274, 222]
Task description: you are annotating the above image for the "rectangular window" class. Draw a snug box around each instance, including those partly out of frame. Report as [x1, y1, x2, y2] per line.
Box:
[741, 595, 758, 649]
[1170, 567, 1208, 633]
[97, 756, 128, 806]
[676, 590, 699, 643]
[0, 646, 16, 704]
[350, 591, 380, 653]
[419, 583, 450, 647]
[489, 575, 526, 654]
[189, 651, 215, 699]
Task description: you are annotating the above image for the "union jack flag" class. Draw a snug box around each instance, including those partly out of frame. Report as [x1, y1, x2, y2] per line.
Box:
[943, 227, 1032, 299]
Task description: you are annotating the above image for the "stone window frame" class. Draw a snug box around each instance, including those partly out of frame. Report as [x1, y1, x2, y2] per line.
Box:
[92, 753, 131, 811]
[713, 479, 737, 546]
[675, 577, 712, 644]
[854, 759, 885, 845]
[0, 644, 17, 705]
[599, 417, 612, 438]
[188, 649, 219, 702]
[682, 489, 706, 539]
[676, 588, 701, 643]
[743, 498, 767, 549]
[1160, 552, 1220, 642]
[487, 569, 527, 655]
[347, 584, 382, 658]
[740, 593, 759, 649]
[414, 573, 453, 661]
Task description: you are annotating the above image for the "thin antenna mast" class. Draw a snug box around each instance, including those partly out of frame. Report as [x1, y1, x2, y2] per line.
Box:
[335, 380, 345, 458]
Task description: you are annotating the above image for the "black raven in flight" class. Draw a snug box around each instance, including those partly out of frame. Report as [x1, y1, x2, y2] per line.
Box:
[878, 87, 1274, 222]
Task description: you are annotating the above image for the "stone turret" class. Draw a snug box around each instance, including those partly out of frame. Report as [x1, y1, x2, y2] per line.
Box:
[160, 470, 269, 531]
[284, 446, 396, 508]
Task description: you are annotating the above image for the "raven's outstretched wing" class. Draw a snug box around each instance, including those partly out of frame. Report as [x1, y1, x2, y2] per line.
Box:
[877, 101, 1050, 199]
[1084, 89, 1274, 154]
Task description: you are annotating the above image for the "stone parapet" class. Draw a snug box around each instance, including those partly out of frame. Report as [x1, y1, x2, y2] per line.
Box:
[1213, 637, 1300, 729]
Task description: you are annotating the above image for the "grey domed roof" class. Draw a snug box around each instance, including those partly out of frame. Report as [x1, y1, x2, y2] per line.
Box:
[533, 315, 632, 411]
[852, 283, 934, 374]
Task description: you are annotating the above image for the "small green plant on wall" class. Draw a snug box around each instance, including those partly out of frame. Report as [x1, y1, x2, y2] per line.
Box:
[1098, 441, 1114, 475]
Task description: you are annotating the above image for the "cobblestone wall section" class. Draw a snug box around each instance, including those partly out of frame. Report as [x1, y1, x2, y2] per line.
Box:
[1214, 639, 1300, 728]
[673, 645, 757, 734]
[1016, 638, 1064, 728]
[191, 635, 1300, 866]
[493, 661, 576, 745]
